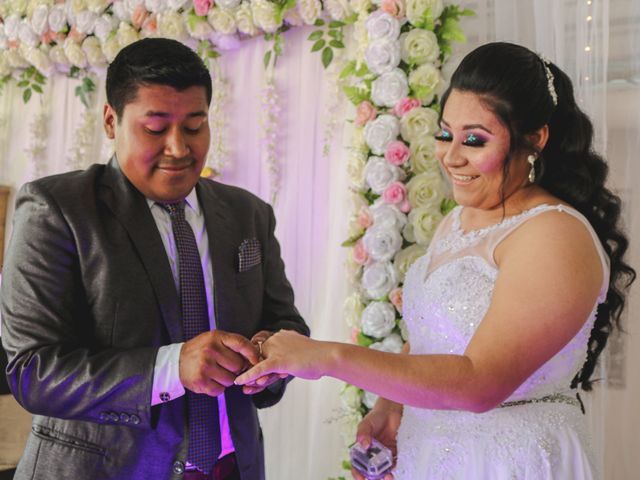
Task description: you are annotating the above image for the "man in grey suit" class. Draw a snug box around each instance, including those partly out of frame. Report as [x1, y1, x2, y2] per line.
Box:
[0, 38, 309, 480]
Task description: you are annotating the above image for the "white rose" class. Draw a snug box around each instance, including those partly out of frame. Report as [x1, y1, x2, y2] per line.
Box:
[362, 261, 398, 299]
[341, 384, 363, 411]
[409, 63, 443, 105]
[283, 7, 303, 27]
[363, 156, 403, 194]
[112, 1, 129, 20]
[187, 16, 213, 39]
[364, 39, 401, 76]
[409, 135, 438, 174]
[363, 225, 403, 263]
[31, 5, 50, 36]
[124, 0, 144, 15]
[370, 202, 407, 231]
[18, 21, 40, 47]
[371, 68, 409, 108]
[117, 21, 139, 47]
[350, 0, 371, 15]
[217, 0, 241, 8]
[94, 14, 118, 42]
[4, 15, 21, 41]
[394, 244, 426, 281]
[64, 38, 88, 67]
[22, 45, 53, 76]
[324, 0, 353, 21]
[10, 0, 28, 16]
[364, 114, 400, 155]
[406, 0, 443, 27]
[0, 28, 7, 50]
[101, 35, 121, 62]
[344, 292, 365, 329]
[400, 106, 439, 143]
[208, 7, 237, 35]
[82, 35, 106, 67]
[70, 0, 87, 14]
[298, 0, 322, 25]
[365, 10, 400, 41]
[400, 29, 439, 65]
[361, 301, 396, 338]
[25, 0, 51, 18]
[404, 205, 443, 245]
[6, 48, 29, 68]
[370, 333, 403, 353]
[363, 391, 379, 409]
[49, 44, 70, 67]
[75, 10, 98, 34]
[235, 2, 257, 36]
[407, 170, 444, 210]
[145, 0, 168, 13]
[48, 5, 68, 32]
[347, 152, 367, 188]
[158, 11, 187, 40]
[0, 53, 11, 77]
[251, 0, 279, 33]
[167, 0, 190, 9]
[86, 0, 111, 13]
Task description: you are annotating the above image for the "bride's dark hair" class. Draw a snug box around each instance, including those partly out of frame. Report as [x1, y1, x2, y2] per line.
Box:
[439, 42, 636, 390]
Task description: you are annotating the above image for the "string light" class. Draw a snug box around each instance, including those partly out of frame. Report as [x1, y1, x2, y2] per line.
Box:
[586, 15, 592, 21]
[585, 46, 592, 52]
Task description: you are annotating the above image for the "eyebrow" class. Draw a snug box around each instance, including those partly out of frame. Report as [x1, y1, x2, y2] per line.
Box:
[441, 119, 494, 135]
[144, 111, 208, 118]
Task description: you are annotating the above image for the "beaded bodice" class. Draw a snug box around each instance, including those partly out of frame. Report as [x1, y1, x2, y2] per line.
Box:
[402, 204, 609, 402]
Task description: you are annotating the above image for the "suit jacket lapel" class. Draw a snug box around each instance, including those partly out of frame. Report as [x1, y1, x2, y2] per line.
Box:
[98, 158, 183, 343]
[197, 181, 237, 332]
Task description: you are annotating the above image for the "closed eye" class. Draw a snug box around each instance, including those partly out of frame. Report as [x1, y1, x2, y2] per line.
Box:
[462, 133, 486, 147]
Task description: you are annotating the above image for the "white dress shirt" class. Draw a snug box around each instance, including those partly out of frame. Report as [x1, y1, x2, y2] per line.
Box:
[148, 189, 234, 459]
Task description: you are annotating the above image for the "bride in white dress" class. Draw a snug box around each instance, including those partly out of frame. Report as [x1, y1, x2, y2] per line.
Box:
[235, 42, 635, 479]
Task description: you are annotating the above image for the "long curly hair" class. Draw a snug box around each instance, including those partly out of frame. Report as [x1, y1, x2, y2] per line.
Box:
[440, 42, 636, 390]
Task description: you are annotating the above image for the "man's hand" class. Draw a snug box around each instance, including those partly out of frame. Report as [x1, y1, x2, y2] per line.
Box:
[351, 400, 402, 480]
[241, 330, 288, 395]
[179, 330, 259, 397]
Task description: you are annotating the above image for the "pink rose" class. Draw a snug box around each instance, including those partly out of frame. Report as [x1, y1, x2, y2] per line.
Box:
[393, 97, 421, 117]
[40, 30, 57, 44]
[68, 26, 86, 43]
[142, 15, 158, 35]
[382, 181, 407, 206]
[389, 287, 403, 313]
[8, 40, 19, 49]
[353, 239, 370, 265]
[351, 327, 360, 343]
[381, 0, 405, 17]
[385, 140, 410, 166]
[193, 0, 213, 17]
[132, 5, 150, 29]
[357, 207, 373, 229]
[354, 101, 377, 127]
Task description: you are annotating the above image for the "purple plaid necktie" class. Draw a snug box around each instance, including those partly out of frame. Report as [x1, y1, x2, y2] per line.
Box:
[162, 201, 221, 474]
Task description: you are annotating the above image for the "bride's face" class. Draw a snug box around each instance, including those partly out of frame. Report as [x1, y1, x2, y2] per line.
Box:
[435, 89, 529, 211]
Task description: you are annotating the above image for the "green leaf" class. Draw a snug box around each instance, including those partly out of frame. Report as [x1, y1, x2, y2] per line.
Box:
[341, 231, 364, 247]
[363, 189, 380, 204]
[328, 29, 340, 39]
[354, 62, 370, 77]
[329, 40, 345, 49]
[342, 460, 352, 471]
[22, 88, 32, 103]
[321, 46, 334, 68]
[311, 39, 325, 52]
[344, 12, 358, 25]
[263, 50, 272, 69]
[17, 80, 29, 88]
[25, 67, 35, 79]
[342, 85, 371, 106]
[68, 66, 81, 78]
[307, 30, 324, 41]
[329, 20, 345, 28]
[32, 84, 43, 94]
[314, 18, 325, 26]
[339, 60, 356, 79]
[440, 197, 457, 215]
[357, 332, 375, 347]
[34, 71, 46, 84]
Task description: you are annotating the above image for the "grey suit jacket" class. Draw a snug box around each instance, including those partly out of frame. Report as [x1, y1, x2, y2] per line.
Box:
[0, 159, 309, 480]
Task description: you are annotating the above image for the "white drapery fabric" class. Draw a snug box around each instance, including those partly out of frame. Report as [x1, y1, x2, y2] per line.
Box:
[1, 1, 639, 478]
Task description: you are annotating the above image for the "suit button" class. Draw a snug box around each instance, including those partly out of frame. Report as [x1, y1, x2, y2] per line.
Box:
[173, 460, 185, 474]
[119, 413, 130, 423]
[130, 414, 141, 425]
[109, 412, 120, 422]
[160, 392, 171, 402]
[99, 412, 110, 422]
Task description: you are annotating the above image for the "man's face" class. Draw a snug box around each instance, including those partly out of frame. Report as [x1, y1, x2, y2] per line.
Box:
[104, 84, 210, 203]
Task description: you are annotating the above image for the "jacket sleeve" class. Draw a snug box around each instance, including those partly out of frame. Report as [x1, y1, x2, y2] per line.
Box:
[0, 182, 158, 428]
[252, 203, 310, 408]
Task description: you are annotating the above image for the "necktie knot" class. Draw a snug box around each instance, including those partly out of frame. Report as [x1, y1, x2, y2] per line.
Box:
[160, 201, 186, 220]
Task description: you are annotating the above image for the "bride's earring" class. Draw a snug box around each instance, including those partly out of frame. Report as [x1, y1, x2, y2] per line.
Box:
[527, 154, 537, 183]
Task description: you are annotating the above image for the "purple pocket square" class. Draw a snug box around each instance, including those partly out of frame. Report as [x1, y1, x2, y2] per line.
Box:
[238, 238, 262, 272]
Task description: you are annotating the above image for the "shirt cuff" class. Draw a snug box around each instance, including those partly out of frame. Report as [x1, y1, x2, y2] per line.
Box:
[151, 343, 186, 406]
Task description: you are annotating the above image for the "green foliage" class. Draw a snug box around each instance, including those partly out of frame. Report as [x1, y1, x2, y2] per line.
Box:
[75, 75, 96, 109]
[342, 85, 371, 106]
[263, 27, 288, 70]
[441, 197, 458, 215]
[363, 189, 380, 205]
[357, 332, 375, 347]
[307, 18, 352, 69]
[435, 5, 475, 58]
[341, 231, 365, 247]
[18, 67, 47, 104]
[198, 40, 220, 62]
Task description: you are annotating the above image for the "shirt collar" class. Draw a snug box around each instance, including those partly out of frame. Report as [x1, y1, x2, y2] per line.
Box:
[146, 188, 200, 215]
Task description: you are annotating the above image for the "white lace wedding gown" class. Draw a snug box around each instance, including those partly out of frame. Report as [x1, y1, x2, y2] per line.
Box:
[394, 204, 609, 479]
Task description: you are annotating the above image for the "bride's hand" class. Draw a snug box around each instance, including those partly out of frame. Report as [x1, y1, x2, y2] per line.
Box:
[240, 330, 288, 395]
[234, 330, 328, 385]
